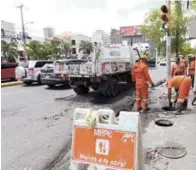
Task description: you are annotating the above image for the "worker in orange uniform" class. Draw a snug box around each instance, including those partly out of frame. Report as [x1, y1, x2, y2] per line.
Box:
[167, 73, 192, 114]
[132, 55, 154, 112]
[171, 57, 186, 77]
[180, 55, 187, 75]
[188, 55, 196, 88]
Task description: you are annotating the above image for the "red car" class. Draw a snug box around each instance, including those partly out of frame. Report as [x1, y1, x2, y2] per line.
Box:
[1, 57, 18, 81]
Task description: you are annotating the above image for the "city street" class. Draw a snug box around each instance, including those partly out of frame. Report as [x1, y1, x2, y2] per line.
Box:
[1, 65, 166, 170]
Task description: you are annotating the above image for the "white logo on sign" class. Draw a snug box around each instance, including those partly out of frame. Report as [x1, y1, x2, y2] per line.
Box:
[96, 139, 109, 155]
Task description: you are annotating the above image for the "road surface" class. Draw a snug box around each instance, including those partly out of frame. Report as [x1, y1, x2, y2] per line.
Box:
[1, 65, 166, 170]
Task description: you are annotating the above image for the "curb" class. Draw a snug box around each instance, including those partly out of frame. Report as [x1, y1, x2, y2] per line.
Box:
[1, 81, 24, 88]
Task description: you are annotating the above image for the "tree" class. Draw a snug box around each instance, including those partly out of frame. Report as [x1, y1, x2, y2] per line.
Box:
[140, 9, 165, 50]
[1, 40, 18, 62]
[27, 40, 45, 60]
[172, 1, 190, 56]
[79, 41, 93, 55]
[141, 2, 191, 56]
[180, 43, 196, 56]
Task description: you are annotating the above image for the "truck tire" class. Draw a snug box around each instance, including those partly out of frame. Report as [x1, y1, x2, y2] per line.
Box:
[102, 77, 119, 97]
[110, 77, 119, 96]
[91, 83, 99, 91]
[73, 86, 89, 95]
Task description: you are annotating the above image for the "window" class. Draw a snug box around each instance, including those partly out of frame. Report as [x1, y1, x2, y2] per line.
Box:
[35, 61, 53, 68]
[72, 48, 76, 54]
[71, 40, 76, 45]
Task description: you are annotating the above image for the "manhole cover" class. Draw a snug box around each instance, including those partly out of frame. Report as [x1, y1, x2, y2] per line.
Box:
[155, 119, 173, 127]
[158, 142, 187, 159]
[162, 106, 177, 111]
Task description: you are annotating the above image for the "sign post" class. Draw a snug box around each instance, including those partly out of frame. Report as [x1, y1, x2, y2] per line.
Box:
[70, 108, 144, 170]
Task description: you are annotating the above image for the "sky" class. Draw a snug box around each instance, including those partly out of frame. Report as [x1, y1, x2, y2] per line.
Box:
[1, 0, 164, 38]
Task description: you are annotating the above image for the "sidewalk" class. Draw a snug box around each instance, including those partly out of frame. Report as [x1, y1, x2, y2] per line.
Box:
[1, 81, 23, 88]
[142, 84, 196, 170]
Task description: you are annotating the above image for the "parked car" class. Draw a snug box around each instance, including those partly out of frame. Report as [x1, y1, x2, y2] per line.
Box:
[15, 60, 53, 85]
[40, 63, 69, 88]
[160, 60, 166, 66]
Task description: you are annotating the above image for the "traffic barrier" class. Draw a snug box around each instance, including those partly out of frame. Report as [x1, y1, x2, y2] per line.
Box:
[70, 108, 144, 170]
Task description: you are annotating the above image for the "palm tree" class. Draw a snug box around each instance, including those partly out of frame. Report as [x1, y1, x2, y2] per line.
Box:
[1, 40, 18, 62]
[27, 40, 44, 60]
[60, 42, 71, 58]
[79, 41, 93, 55]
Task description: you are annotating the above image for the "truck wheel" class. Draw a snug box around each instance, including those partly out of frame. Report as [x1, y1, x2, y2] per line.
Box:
[73, 86, 89, 95]
[110, 77, 119, 96]
[91, 83, 99, 91]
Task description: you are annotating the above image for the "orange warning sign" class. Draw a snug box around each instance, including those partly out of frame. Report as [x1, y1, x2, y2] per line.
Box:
[72, 126, 136, 170]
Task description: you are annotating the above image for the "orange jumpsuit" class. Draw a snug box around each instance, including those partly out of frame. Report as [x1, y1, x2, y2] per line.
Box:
[188, 60, 196, 87]
[171, 63, 186, 77]
[167, 76, 192, 103]
[132, 61, 153, 111]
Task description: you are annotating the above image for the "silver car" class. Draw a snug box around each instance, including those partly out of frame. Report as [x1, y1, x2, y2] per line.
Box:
[15, 60, 53, 85]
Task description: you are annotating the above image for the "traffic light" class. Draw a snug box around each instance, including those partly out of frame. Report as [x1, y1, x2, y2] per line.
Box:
[160, 5, 171, 31]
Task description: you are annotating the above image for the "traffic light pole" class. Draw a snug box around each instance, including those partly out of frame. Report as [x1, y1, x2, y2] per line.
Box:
[166, 0, 171, 81]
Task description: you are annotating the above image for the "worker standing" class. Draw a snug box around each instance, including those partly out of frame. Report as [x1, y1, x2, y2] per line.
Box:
[180, 55, 187, 75]
[171, 57, 186, 77]
[167, 73, 192, 114]
[132, 55, 154, 112]
[188, 55, 196, 88]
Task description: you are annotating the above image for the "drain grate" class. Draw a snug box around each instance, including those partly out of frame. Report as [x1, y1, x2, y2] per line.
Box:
[158, 141, 187, 159]
[155, 119, 173, 127]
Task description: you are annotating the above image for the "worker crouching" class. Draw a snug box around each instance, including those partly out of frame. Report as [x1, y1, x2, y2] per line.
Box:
[167, 71, 192, 114]
[132, 55, 154, 112]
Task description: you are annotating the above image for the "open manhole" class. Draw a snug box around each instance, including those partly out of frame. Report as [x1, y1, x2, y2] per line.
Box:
[162, 106, 177, 111]
[155, 119, 173, 127]
[158, 141, 187, 159]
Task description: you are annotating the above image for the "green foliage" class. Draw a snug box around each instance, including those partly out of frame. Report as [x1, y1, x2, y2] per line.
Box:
[140, 9, 165, 46]
[27, 39, 71, 60]
[1, 40, 18, 62]
[79, 41, 93, 55]
[180, 43, 196, 56]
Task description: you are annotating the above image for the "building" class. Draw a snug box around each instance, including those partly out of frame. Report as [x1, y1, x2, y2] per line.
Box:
[43, 27, 55, 38]
[110, 28, 121, 44]
[1, 20, 16, 42]
[187, 18, 196, 48]
[54, 32, 91, 55]
[70, 34, 91, 55]
[120, 25, 145, 45]
[92, 30, 110, 47]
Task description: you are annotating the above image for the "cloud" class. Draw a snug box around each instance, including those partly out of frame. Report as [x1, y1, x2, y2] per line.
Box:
[1, 0, 163, 37]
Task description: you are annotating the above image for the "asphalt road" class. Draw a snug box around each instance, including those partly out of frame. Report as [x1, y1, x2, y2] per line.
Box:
[1, 65, 166, 170]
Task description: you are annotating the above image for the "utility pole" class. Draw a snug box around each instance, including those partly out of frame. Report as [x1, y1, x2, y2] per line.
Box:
[166, 0, 171, 81]
[17, 5, 28, 60]
[160, 1, 172, 80]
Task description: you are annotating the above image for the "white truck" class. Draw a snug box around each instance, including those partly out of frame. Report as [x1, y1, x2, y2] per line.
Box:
[54, 45, 137, 96]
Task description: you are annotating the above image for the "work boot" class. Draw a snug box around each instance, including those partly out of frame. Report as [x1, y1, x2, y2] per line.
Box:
[137, 108, 142, 112]
[142, 107, 151, 113]
[183, 100, 188, 110]
[175, 103, 183, 115]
